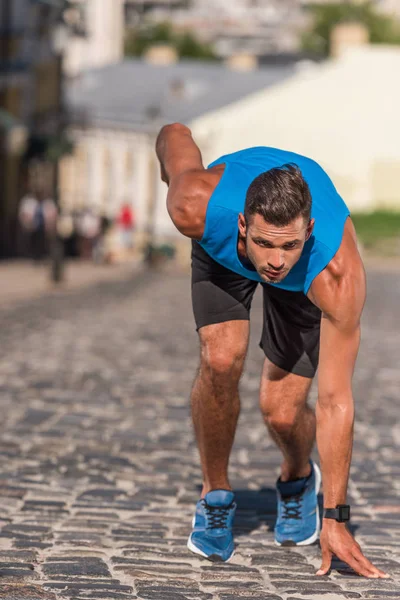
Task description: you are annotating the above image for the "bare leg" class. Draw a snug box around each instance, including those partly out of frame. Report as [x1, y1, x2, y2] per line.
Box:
[191, 320, 249, 497]
[259, 358, 315, 482]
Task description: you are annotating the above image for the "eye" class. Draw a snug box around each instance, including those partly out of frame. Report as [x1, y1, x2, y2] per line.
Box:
[283, 243, 297, 250]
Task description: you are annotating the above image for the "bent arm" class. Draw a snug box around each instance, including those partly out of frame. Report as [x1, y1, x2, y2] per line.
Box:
[155, 123, 204, 185]
[155, 123, 209, 239]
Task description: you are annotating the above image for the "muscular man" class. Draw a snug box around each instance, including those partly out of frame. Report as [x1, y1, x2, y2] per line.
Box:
[156, 123, 389, 578]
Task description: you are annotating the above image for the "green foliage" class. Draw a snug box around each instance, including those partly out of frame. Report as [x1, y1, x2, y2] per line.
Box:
[124, 21, 217, 61]
[125, 21, 173, 57]
[24, 133, 74, 163]
[46, 134, 74, 163]
[352, 210, 400, 253]
[302, 1, 400, 56]
[176, 32, 217, 60]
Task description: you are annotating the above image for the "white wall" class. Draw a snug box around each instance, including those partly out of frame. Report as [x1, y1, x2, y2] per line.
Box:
[65, 0, 125, 76]
[60, 125, 180, 244]
[378, 0, 400, 17]
[191, 46, 400, 212]
[60, 128, 151, 226]
[63, 45, 400, 251]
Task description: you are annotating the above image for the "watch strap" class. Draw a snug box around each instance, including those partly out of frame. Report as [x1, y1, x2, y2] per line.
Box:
[324, 508, 340, 520]
[323, 504, 350, 522]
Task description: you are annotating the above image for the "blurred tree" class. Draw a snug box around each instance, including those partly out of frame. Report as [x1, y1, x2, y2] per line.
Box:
[125, 21, 218, 61]
[302, 1, 400, 56]
[176, 32, 217, 60]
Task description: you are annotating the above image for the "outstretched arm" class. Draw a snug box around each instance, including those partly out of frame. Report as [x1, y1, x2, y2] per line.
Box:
[155, 123, 210, 239]
[309, 236, 388, 579]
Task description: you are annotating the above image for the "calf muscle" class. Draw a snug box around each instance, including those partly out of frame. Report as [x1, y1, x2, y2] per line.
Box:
[191, 321, 249, 496]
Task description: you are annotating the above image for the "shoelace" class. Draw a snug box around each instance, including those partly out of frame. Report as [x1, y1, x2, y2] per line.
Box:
[281, 493, 303, 520]
[202, 500, 233, 529]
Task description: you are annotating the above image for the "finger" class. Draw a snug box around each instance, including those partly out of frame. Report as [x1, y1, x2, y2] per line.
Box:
[352, 548, 390, 579]
[316, 545, 332, 576]
[340, 550, 383, 579]
[351, 543, 388, 577]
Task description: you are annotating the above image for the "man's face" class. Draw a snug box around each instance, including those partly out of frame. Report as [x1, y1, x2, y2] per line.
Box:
[238, 213, 314, 284]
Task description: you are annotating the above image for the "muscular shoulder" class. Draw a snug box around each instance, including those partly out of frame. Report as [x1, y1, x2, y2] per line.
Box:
[308, 218, 366, 328]
[167, 165, 224, 240]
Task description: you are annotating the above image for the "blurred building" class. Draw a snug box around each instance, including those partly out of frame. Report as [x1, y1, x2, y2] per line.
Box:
[304, 0, 399, 8]
[125, 0, 400, 59]
[64, 17, 400, 265]
[189, 0, 306, 56]
[126, 0, 307, 57]
[300, 0, 400, 18]
[64, 0, 125, 77]
[374, 0, 400, 17]
[64, 53, 294, 255]
[193, 43, 400, 212]
[0, 0, 70, 258]
[125, 0, 189, 27]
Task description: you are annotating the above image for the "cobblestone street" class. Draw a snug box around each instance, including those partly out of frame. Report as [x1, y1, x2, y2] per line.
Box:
[0, 267, 399, 600]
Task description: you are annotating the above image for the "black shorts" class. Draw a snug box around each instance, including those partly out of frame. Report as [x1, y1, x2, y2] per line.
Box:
[191, 241, 322, 378]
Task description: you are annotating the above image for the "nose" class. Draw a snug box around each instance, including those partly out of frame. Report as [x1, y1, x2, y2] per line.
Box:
[268, 250, 284, 271]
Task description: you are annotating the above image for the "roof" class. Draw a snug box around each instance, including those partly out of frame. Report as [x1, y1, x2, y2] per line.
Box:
[67, 58, 295, 131]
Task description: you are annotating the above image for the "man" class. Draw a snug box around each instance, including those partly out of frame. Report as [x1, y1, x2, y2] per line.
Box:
[155, 123, 389, 579]
[118, 201, 136, 251]
[19, 193, 57, 261]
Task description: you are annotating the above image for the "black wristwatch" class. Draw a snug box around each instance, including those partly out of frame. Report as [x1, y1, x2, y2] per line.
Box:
[323, 504, 350, 523]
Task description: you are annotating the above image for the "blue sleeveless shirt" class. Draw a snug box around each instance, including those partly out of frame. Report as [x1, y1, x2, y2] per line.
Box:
[198, 147, 350, 294]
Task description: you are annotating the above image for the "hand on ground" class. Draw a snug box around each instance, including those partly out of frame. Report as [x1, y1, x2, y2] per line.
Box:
[317, 521, 390, 579]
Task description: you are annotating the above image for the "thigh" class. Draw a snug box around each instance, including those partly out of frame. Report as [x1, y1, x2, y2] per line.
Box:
[260, 285, 322, 378]
[191, 240, 258, 332]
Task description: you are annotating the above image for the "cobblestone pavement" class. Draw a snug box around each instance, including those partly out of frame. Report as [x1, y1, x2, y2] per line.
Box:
[0, 268, 399, 600]
[0, 259, 141, 310]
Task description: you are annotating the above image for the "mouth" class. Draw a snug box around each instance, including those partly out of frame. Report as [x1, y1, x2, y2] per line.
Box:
[262, 270, 284, 280]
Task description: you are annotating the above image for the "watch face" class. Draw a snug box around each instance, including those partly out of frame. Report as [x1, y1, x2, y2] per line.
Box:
[339, 505, 350, 521]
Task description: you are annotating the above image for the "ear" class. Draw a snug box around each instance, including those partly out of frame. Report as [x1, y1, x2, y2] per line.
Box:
[306, 218, 315, 241]
[238, 213, 247, 238]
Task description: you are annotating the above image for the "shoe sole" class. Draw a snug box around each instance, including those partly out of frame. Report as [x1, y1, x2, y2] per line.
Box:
[187, 534, 235, 562]
[187, 517, 235, 563]
[275, 461, 322, 547]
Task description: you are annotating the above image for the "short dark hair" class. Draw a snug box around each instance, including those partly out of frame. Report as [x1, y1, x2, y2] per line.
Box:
[244, 164, 312, 227]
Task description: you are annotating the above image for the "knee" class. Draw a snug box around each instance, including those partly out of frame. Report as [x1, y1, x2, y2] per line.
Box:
[260, 358, 310, 434]
[263, 407, 298, 436]
[197, 322, 248, 390]
[200, 342, 245, 385]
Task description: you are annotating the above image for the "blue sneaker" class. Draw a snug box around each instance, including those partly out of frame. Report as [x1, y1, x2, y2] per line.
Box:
[187, 490, 236, 562]
[275, 460, 321, 546]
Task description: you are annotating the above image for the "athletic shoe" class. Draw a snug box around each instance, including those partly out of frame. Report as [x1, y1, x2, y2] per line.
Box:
[274, 460, 321, 546]
[187, 489, 236, 562]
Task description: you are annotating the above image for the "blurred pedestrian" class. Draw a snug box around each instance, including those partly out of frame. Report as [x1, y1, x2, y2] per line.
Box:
[92, 215, 112, 264]
[56, 212, 75, 254]
[118, 202, 135, 252]
[76, 208, 101, 260]
[18, 194, 57, 262]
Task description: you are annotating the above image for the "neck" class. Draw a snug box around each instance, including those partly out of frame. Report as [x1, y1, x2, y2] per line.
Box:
[237, 235, 247, 259]
[237, 235, 256, 271]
